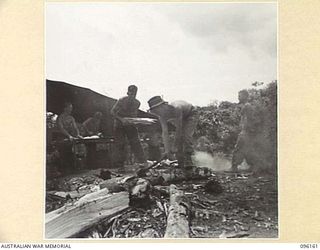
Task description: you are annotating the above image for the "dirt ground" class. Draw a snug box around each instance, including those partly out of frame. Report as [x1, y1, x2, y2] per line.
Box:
[185, 172, 278, 238]
[46, 164, 278, 239]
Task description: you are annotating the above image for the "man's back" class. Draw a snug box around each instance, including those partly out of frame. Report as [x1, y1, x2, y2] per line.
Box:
[170, 100, 193, 119]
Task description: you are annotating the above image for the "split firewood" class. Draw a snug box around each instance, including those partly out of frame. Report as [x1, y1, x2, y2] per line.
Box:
[46, 192, 67, 201]
[99, 176, 136, 192]
[143, 176, 165, 186]
[130, 178, 152, 200]
[99, 176, 153, 208]
[88, 229, 102, 238]
[99, 162, 213, 194]
[151, 166, 214, 184]
[45, 189, 129, 239]
[129, 178, 153, 208]
[138, 228, 160, 238]
[99, 175, 167, 195]
[153, 185, 170, 198]
[164, 185, 190, 238]
[219, 230, 250, 238]
[49, 184, 100, 200]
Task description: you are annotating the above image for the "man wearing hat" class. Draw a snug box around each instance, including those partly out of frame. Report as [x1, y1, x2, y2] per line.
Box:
[147, 96, 198, 168]
[111, 85, 147, 169]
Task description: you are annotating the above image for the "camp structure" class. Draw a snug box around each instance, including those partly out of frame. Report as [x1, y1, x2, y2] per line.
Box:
[46, 79, 159, 170]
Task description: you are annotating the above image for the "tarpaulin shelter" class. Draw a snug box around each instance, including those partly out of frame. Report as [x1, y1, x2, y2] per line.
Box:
[46, 79, 164, 169]
[46, 79, 159, 136]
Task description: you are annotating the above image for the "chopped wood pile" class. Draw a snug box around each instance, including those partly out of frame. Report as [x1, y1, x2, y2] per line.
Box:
[46, 159, 278, 239]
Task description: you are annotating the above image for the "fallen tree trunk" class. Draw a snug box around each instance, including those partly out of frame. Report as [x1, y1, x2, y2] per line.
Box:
[164, 185, 190, 238]
[45, 189, 129, 238]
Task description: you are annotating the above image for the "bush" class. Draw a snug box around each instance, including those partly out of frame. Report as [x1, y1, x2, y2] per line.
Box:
[195, 80, 277, 161]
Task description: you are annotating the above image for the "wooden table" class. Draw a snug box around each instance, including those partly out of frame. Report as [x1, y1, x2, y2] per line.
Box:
[53, 137, 115, 170]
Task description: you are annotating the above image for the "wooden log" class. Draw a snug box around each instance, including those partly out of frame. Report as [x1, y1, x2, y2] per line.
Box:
[99, 175, 164, 194]
[164, 184, 190, 238]
[99, 176, 137, 192]
[131, 178, 151, 198]
[150, 166, 213, 184]
[49, 186, 99, 200]
[98, 165, 212, 193]
[45, 189, 129, 239]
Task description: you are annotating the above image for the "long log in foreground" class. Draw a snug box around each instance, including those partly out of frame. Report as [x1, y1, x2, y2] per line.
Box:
[164, 185, 190, 238]
[45, 189, 129, 239]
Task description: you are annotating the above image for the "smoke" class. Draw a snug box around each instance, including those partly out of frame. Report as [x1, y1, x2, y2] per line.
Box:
[192, 151, 230, 171]
[192, 151, 250, 171]
[192, 151, 214, 169]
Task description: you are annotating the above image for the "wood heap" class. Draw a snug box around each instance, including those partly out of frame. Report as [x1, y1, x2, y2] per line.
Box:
[45, 160, 217, 239]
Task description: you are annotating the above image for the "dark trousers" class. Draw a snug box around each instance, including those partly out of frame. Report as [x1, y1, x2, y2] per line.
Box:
[148, 144, 162, 161]
[113, 124, 146, 166]
[57, 143, 73, 173]
[57, 142, 87, 173]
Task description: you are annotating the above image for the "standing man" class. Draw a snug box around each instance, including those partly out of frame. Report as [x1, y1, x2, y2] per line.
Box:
[147, 96, 198, 168]
[56, 102, 84, 173]
[111, 85, 147, 169]
[57, 102, 82, 140]
[230, 89, 264, 172]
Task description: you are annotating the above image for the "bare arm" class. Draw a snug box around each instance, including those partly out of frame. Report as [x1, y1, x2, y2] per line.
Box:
[57, 116, 73, 139]
[111, 99, 126, 124]
[83, 118, 93, 135]
[71, 118, 81, 137]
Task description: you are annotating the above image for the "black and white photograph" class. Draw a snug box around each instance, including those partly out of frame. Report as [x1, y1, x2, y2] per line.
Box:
[45, 2, 278, 239]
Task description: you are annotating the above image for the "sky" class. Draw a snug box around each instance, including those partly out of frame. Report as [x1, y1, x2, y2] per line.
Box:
[46, 2, 277, 111]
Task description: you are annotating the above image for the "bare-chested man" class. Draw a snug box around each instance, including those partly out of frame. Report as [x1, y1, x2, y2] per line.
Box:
[230, 90, 264, 172]
[57, 102, 82, 140]
[147, 96, 198, 168]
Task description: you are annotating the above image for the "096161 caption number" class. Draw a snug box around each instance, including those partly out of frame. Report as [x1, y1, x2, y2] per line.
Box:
[300, 244, 318, 249]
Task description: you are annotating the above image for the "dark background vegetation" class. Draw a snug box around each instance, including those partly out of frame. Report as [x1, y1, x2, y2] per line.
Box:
[194, 80, 277, 170]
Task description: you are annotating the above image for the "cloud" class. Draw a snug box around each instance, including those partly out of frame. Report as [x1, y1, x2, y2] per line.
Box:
[159, 3, 277, 58]
[46, 3, 277, 110]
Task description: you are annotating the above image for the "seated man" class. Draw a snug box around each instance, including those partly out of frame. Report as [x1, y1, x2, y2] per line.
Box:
[83, 111, 103, 136]
[147, 96, 198, 168]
